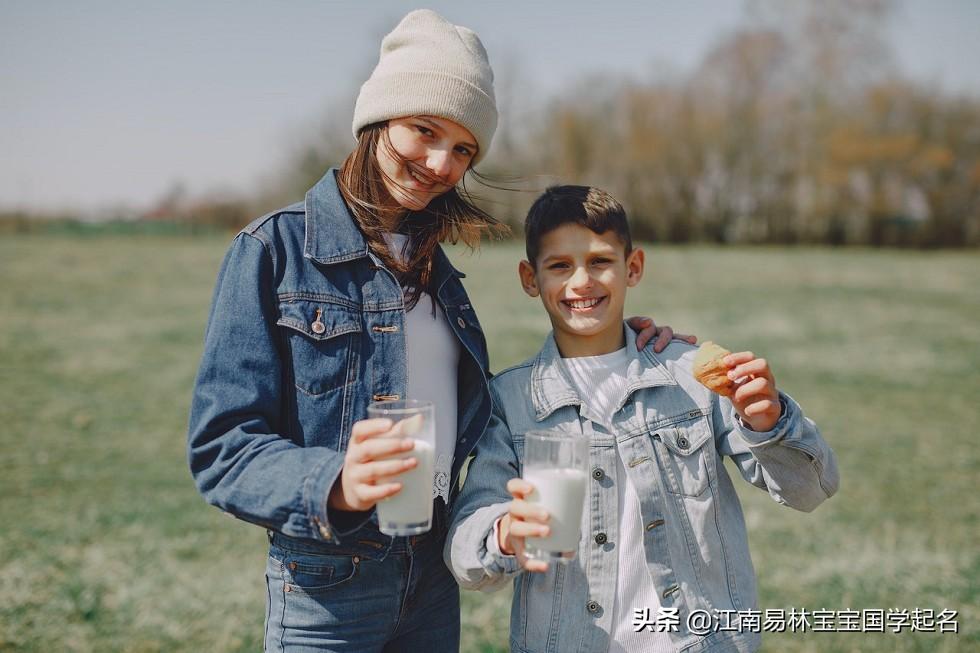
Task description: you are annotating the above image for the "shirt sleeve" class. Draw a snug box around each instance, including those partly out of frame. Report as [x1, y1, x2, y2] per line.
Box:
[445, 385, 523, 591]
[713, 390, 840, 512]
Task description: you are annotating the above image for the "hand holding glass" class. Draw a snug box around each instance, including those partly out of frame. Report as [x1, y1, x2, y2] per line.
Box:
[366, 399, 436, 536]
[522, 430, 589, 562]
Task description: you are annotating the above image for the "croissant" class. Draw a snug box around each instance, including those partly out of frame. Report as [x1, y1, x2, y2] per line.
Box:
[693, 341, 736, 397]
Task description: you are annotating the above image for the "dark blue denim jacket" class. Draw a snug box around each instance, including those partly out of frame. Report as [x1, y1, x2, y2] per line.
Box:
[187, 169, 492, 558]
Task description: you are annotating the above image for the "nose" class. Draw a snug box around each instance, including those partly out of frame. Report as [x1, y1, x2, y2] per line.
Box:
[425, 148, 453, 179]
[569, 265, 592, 290]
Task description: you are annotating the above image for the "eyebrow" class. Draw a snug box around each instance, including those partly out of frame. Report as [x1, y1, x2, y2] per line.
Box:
[541, 248, 618, 264]
[420, 117, 478, 151]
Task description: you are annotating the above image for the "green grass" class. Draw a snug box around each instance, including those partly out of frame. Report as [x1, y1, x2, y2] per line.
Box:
[1, 234, 977, 652]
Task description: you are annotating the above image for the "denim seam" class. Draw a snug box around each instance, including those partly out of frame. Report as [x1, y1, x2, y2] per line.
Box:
[277, 318, 361, 341]
[709, 457, 742, 611]
[647, 408, 713, 431]
[547, 562, 565, 653]
[392, 550, 411, 637]
[264, 571, 271, 650]
[277, 559, 287, 653]
[243, 230, 276, 267]
[518, 570, 530, 649]
[338, 341, 356, 453]
[277, 292, 361, 310]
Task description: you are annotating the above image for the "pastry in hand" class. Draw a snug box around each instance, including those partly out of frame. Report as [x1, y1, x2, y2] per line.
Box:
[693, 341, 736, 397]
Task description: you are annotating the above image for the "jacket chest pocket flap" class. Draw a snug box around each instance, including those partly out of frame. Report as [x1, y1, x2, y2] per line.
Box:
[277, 299, 361, 396]
[652, 416, 713, 497]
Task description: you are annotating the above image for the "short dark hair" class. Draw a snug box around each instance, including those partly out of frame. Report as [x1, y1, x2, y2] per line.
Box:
[524, 185, 632, 266]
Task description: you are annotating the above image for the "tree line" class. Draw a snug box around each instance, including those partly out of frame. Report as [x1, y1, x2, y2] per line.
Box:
[10, 1, 973, 247]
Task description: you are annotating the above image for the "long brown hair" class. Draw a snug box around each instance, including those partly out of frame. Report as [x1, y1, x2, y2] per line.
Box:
[337, 122, 506, 310]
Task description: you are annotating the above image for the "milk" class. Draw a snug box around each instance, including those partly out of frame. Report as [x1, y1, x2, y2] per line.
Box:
[376, 438, 435, 532]
[523, 467, 588, 554]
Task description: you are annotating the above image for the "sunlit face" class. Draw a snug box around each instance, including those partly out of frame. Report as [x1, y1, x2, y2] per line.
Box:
[519, 223, 644, 357]
[375, 115, 478, 212]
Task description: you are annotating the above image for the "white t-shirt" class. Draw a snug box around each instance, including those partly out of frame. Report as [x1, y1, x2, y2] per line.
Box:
[384, 233, 460, 503]
[562, 349, 672, 653]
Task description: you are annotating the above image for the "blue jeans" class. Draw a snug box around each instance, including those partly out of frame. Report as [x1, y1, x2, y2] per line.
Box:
[264, 525, 460, 652]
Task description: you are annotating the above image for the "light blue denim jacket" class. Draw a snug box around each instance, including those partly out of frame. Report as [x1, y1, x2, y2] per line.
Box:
[446, 324, 839, 653]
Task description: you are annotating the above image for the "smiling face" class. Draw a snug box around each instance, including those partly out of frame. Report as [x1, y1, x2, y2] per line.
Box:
[375, 115, 478, 213]
[519, 223, 644, 358]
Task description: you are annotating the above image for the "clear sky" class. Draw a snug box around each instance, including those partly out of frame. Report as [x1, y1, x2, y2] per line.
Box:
[2, 0, 979, 214]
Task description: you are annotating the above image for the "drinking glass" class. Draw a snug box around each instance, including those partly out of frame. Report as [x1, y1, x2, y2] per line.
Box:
[522, 429, 589, 561]
[367, 399, 436, 536]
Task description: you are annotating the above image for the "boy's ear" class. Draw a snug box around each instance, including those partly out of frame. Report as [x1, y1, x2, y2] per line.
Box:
[518, 260, 539, 297]
[626, 247, 645, 287]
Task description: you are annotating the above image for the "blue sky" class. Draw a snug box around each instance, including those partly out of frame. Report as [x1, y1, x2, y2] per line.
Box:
[2, 0, 978, 213]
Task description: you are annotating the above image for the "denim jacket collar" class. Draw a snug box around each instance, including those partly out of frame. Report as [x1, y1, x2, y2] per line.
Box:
[530, 322, 678, 421]
[303, 168, 466, 286]
[304, 169, 370, 265]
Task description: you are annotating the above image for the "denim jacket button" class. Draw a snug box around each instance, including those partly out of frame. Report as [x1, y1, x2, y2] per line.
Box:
[677, 436, 690, 450]
[594, 532, 608, 545]
[587, 600, 601, 614]
[311, 320, 326, 335]
[591, 467, 604, 481]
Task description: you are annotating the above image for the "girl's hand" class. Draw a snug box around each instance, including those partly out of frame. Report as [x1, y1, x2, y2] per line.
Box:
[725, 352, 782, 432]
[626, 316, 697, 353]
[328, 418, 419, 512]
[496, 478, 550, 573]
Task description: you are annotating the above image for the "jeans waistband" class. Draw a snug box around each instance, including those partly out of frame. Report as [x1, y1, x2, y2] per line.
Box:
[267, 501, 448, 556]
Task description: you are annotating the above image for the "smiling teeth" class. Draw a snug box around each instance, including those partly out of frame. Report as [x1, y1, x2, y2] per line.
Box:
[566, 298, 601, 309]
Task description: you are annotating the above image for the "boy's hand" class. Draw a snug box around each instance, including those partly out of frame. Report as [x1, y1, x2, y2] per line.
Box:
[725, 352, 781, 432]
[328, 418, 419, 512]
[627, 316, 697, 353]
[496, 478, 550, 573]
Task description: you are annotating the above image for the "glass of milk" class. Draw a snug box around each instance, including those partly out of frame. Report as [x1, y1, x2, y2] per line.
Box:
[522, 430, 589, 562]
[367, 399, 436, 536]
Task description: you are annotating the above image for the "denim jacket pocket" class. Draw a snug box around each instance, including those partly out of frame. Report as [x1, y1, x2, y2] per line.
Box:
[651, 416, 713, 497]
[277, 298, 361, 396]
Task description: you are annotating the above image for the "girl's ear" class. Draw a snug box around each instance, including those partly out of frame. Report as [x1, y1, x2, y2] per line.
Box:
[518, 260, 539, 297]
[626, 247, 645, 287]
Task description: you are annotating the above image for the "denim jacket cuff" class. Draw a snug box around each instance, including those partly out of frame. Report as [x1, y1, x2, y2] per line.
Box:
[735, 392, 798, 447]
[303, 452, 370, 544]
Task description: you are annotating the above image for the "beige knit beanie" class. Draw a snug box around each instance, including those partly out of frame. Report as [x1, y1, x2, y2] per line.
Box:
[352, 9, 497, 164]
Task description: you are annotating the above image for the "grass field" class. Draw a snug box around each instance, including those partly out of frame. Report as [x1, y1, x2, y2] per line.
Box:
[1, 234, 978, 652]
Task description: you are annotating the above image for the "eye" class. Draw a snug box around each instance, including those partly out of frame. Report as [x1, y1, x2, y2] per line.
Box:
[416, 125, 434, 137]
[548, 262, 569, 271]
[592, 257, 612, 265]
[454, 144, 474, 158]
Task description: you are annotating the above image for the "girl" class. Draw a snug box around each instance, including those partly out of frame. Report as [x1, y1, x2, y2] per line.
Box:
[187, 9, 688, 652]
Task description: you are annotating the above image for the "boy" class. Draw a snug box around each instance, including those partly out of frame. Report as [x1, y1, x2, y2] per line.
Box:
[445, 185, 839, 653]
